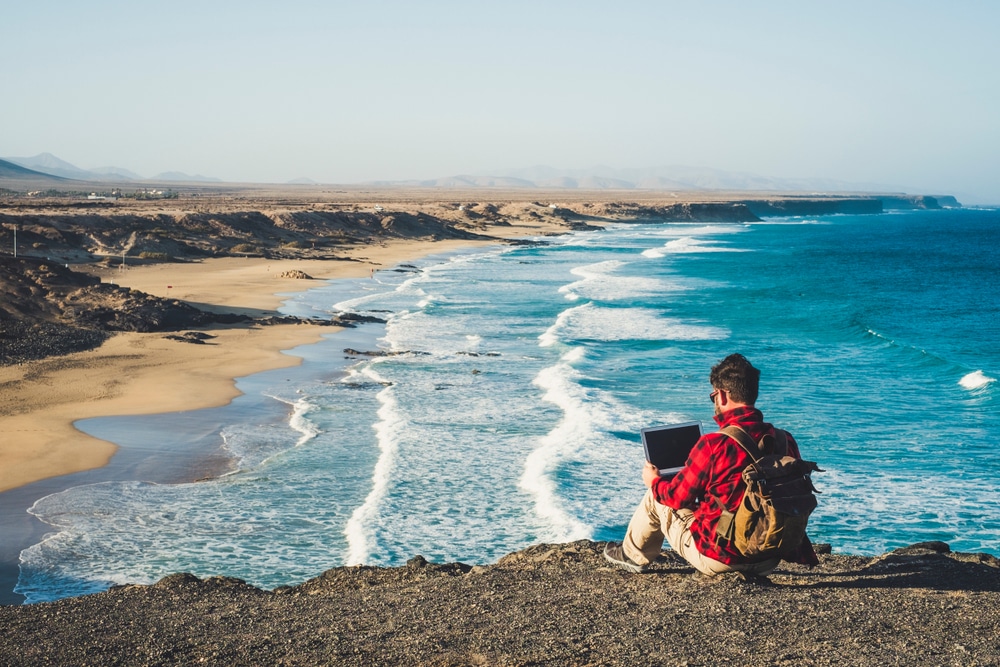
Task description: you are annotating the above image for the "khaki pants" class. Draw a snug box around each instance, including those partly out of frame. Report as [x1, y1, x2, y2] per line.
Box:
[622, 488, 779, 576]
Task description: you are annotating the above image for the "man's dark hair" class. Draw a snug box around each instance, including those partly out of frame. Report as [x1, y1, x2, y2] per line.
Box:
[709, 353, 760, 405]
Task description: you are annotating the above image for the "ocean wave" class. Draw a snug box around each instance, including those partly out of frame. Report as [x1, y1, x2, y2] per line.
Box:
[332, 270, 433, 315]
[383, 310, 493, 357]
[862, 327, 994, 393]
[539, 303, 728, 347]
[812, 468, 1000, 555]
[520, 357, 690, 543]
[538, 304, 587, 348]
[609, 223, 749, 239]
[219, 396, 319, 470]
[343, 366, 403, 565]
[558, 260, 679, 302]
[748, 218, 830, 226]
[519, 363, 613, 541]
[288, 398, 322, 447]
[657, 236, 749, 254]
[959, 370, 996, 390]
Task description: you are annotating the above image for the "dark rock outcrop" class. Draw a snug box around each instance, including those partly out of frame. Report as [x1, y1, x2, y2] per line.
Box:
[0, 208, 497, 264]
[0, 255, 390, 364]
[1, 540, 998, 666]
[0, 257, 240, 363]
[579, 201, 762, 223]
[877, 194, 961, 210]
[743, 198, 884, 217]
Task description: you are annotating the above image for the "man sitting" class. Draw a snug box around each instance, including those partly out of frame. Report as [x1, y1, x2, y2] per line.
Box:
[604, 353, 818, 576]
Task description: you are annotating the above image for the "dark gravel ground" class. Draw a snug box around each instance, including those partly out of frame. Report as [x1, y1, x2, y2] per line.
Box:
[1, 540, 999, 666]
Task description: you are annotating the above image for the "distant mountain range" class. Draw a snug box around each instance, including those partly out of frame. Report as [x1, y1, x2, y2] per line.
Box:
[3, 152, 914, 194]
[1, 153, 221, 183]
[0, 157, 66, 181]
[367, 165, 906, 193]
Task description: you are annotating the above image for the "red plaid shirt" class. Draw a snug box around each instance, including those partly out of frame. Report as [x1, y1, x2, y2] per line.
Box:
[651, 406, 819, 566]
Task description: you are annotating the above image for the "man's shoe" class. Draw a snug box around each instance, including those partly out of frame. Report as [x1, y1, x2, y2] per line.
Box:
[603, 542, 646, 573]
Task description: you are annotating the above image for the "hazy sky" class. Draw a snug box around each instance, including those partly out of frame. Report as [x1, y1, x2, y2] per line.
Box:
[4, 1, 998, 202]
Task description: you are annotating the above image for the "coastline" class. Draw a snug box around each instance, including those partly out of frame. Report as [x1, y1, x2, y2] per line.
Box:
[0, 194, 974, 609]
[0, 229, 554, 495]
[0, 218, 571, 603]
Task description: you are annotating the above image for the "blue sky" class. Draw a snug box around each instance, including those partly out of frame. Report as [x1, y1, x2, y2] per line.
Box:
[4, 1, 998, 202]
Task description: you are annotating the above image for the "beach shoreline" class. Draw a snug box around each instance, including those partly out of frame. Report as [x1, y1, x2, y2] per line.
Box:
[0, 229, 557, 495]
[0, 193, 971, 607]
[0, 216, 573, 604]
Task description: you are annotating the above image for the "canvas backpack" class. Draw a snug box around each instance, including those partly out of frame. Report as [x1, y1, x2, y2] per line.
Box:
[714, 425, 822, 559]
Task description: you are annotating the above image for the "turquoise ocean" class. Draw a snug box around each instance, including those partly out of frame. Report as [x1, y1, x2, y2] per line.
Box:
[14, 207, 1000, 603]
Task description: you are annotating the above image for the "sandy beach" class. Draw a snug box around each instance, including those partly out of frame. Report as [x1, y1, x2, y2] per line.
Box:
[0, 225, 558, 495]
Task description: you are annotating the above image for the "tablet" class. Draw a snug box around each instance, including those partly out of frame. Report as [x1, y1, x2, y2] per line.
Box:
[640, 421, 703, 477]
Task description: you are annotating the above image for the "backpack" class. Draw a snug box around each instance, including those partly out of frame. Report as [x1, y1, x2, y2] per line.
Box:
[714, 425, 822, 559]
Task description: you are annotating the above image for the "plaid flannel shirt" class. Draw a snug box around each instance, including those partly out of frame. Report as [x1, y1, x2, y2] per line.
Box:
[650, 406, 819, 566]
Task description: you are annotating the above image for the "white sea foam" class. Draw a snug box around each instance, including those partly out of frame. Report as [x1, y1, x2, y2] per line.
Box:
[812, 468, 1000, 555]
[288, 398, 321, 446]
[558, 260, 677, 302]
[518, 364, 600, 541]
[218, 397, 318, 470]
[591, 223, 749, 243]
[519, 358, 690, 542]
[343, 366, 403, 565]
[659, 236, 747, 253]
[538, 304, 587, 347]
[656, 224, 744, 236]
[540, 303, 727, 346]
[960, 370, 996, 390]
[383, 309, 488, 356]
[749, 218, 830, 226]
[333, 270, 434, 314]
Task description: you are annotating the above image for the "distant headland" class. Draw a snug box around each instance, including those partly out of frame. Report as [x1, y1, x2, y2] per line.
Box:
[0, 188, 960, 366]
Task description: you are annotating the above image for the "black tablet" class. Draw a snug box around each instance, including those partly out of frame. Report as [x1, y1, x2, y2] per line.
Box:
[640, 421, 702, 476]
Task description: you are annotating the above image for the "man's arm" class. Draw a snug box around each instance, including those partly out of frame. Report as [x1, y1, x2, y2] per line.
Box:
[641, 461, 659, 489]
[648, 436, 717, 510]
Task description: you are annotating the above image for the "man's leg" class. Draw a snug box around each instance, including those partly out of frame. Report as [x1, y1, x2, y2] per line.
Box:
[621, 488, 669, 566]
[613, 490, 780, 576]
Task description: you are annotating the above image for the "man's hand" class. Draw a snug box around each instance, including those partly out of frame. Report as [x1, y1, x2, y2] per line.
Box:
[642, 461, 660, 488]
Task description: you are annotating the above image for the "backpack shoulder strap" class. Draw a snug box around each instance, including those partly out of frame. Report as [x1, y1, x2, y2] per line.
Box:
[720, 425, 760, 462]
[773, 429, 789, 457]
[720, 425, 789, 461]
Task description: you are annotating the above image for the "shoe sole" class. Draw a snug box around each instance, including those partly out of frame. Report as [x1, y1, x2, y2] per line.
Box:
[603, 548, 646, 574]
